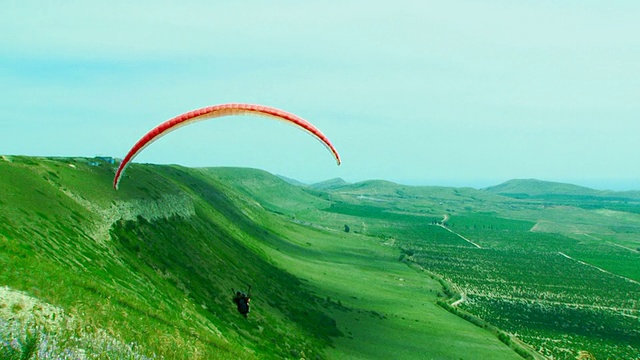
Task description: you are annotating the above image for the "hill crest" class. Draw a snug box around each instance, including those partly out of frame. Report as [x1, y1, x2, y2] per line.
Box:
[485, 178, 640, 199]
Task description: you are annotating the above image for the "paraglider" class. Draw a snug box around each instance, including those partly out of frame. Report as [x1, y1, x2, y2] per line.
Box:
[232, 285, 252, 318]
[113, 103, 341, 189]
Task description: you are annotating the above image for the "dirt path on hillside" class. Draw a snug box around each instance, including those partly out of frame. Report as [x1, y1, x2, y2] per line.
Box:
[607, 241, 640, 253]
[437, 214, 481, 248]
[558, 252, 640, 286]
[530, 221, 542, 232]
[451, 292, 466, 307]
[581, 233, 640, 253]
[442, 214, 450, 223]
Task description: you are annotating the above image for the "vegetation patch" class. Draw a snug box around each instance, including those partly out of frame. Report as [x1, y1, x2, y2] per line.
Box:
[2, 156, 639, 359]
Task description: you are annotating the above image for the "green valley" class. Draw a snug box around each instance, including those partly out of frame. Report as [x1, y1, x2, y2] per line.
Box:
[1, 156, 639, 359]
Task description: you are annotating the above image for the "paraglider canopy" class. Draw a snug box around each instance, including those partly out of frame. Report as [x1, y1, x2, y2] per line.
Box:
[113, 103, 341, 189]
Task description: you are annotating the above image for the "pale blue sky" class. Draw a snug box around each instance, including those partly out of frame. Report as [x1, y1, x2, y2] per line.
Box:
[2, 1, 639, 189]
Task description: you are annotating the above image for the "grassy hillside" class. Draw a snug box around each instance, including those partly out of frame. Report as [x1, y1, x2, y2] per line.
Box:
[484, 179, 605, 197]
[0, 156, 525, 359]
[309, 178, 349, 191]
[2, 156, 638, 359]
[0, 156, 342, 359]
[485, 179, 640, 207]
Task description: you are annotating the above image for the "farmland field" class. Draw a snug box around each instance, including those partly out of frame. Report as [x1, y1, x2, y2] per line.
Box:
[312, 184, 640, 360]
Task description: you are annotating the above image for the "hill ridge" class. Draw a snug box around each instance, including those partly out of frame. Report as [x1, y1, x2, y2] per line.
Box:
[3, 156, 639, 359]
[485, 178, 640, 199]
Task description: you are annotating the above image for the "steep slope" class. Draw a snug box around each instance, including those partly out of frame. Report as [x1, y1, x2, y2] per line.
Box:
[198, 167, 331, 215]
[1, 156, 533, 360]
[0, 156, 339, 359]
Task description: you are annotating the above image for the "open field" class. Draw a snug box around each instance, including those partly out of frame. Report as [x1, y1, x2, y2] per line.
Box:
[309, 181, 640, 359]
[250, 211, 521, 359]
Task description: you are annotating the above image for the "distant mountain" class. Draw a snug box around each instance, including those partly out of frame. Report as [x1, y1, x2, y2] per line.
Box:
[484, 179, 598, 196]
[484, 179, 640, 200]
[310, 177, 350, 190]
[276, 174, 308, 187]
[331, 179, 396, 191]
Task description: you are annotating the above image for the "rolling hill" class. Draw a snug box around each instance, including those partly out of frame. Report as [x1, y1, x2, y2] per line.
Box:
[0, 156, 342, 359]
[1, 156, 638, 359]
[0, 156, 523, 359]
[484, 178, 640, 200]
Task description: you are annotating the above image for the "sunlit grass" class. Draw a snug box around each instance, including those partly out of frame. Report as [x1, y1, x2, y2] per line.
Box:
[2, 156, 639, 359]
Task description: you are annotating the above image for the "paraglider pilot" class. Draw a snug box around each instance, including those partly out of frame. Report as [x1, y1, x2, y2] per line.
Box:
[233, 285, 251, 318]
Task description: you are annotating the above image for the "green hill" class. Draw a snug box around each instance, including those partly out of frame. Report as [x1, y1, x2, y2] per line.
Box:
[3, 156, 638, 359]
[0, 156, 525, 359]
[0, 156, 340, 359]
[309, 177, 349, 191]
[276, 174, 308, 188]
[485, 178, 640, 200]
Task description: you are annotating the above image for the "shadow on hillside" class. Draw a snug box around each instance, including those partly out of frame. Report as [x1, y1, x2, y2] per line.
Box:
[109, 167, 343, 357]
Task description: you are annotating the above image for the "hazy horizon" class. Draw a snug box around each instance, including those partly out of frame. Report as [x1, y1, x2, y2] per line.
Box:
[2, 152, 638, 192]
[305, 175, 640, 192]
[2, 1, 639, 189]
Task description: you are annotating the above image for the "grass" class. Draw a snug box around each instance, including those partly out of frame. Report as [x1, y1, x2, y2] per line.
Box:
[289, 177, 640, 359]
[1, 157, 307, 358]
[238, 209, 521, 359]
[2, 155, 639, 359]
[564, 242, 640, 282]
[0, 318, 153, 359]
